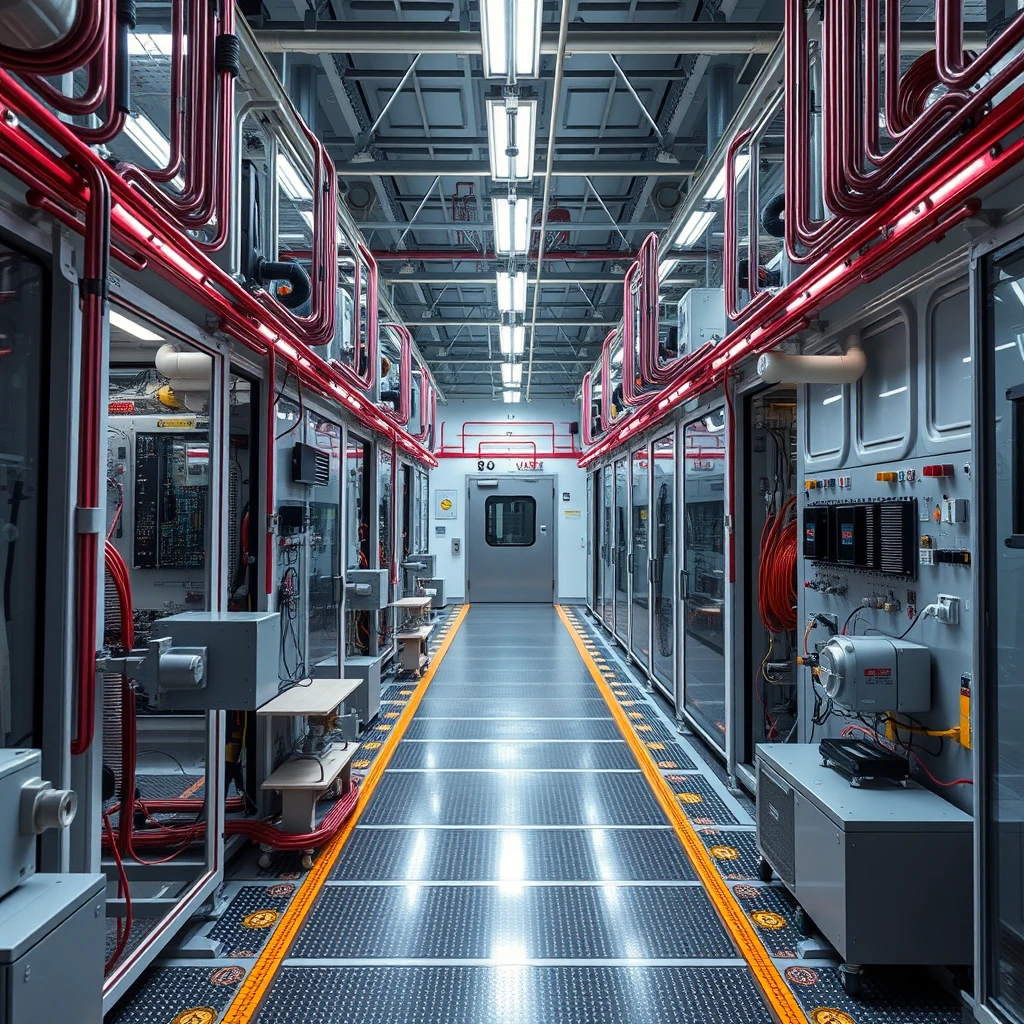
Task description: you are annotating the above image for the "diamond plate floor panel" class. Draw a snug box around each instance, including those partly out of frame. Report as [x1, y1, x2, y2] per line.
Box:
[389, 741, 637, 770]
[360, 771, 668, 826]
[292, 884, 734, 959]
[259, 965, 773, 1023]
[330, 827, 695, 882]
[405, 717, 624, 741]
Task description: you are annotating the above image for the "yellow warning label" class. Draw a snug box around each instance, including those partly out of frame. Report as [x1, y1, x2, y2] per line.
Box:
[242, 910, 279, 930]
[709, 845, 740, 861]
[172, 1009, 217, 1024]
[752, 910, 787, 930]
[157, 417, 197, 429]
[440, 498, 453, 511]
[810, 1010, 855, 1024]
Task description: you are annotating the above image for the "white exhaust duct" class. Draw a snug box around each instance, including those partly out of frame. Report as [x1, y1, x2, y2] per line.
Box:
[155, 344, 212, 413]
[757, 335, 866, 385]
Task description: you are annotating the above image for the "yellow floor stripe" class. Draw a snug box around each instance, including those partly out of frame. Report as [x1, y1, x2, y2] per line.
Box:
[222, 604, 471, 1023]
[555, 605, 807, 1024]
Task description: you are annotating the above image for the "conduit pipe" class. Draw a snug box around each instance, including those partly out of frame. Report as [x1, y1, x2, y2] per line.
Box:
[155, 344, 213, 383]
[379, 323, 413, 426]
[757, 340, 866, 384]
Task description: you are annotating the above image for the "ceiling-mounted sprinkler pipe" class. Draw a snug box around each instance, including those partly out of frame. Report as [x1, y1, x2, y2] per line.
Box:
[621, 260, 644, 407]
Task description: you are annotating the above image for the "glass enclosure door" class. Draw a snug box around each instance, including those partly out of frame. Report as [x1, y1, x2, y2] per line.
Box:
[601, 466, 614, 627]
[613, 457, 629, 640]
[307, 416, 342, 673]
[681, 409, 728, 749]
[651, 433, 676, 700]
[586, 474, 594, 610]
[629, 446, 650, 667]
[982, 246, 1024, 1023]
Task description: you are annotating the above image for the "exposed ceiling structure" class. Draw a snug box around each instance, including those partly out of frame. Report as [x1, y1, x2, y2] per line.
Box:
[237, 0, 783, 401]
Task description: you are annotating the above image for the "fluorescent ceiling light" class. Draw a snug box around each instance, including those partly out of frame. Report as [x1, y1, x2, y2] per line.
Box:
[277, 152, 313, 202]
[502, 388, 522, 403]
[878, 385, 908, 398]
[501, 361, 523, 386]
[657, 259, 678, 284]
[128, 32, 176, 56]
[496, 270, 527, 313]
[703, 153, 750, 202]
[124, 113, 170, 168]
[110, 309, 164, 342]
[821, 393, 843, 406]
[499, 324, 525, 355]
[675, 209, 716, 248]
[492, 195, 533, 255]
[480, 0, 542, 79]
[486, 98, 536, 182]
[995, 341, 1016, 352]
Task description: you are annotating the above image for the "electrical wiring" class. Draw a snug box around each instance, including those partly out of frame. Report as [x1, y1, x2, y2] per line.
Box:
[840, 607, 863, 635]
[758, 494, 798, 634]
[103, 810, 132, 973]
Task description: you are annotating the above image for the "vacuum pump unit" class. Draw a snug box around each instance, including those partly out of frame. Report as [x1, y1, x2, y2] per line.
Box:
[817, 634, 931, 713]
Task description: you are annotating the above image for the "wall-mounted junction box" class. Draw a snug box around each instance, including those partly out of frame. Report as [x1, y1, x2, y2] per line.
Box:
[346, 569, 389, 610]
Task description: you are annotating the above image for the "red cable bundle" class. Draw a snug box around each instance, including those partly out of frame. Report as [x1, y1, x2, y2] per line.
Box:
[758, 496, 798, 634]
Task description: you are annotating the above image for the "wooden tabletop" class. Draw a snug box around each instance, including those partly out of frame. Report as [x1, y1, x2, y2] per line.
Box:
[257, 678, 363, 717]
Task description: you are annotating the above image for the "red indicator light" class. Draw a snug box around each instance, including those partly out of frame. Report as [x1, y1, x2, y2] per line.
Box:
[922, 464, 954, 477]
[108, 401, 135, 414]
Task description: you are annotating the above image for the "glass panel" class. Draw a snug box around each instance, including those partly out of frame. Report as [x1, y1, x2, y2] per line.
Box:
[858, 320, 909, 448]
[652, 434, 675, 691]
[307, 416, 341, 672]
[985, 249, 1024, 1021]
[683, 410, 727, 747]
[586, 474, 594, 609]
[601, 467, 614, 627]
[930, 284, 971, 433]
[378, 446, 394, 648]
[0, 242, 45, 747]
[485, 496, 536, 546]
[614, 458, 628, 638]
[227, 374, 257, 611]
[807, 381, 844, 457]
[346, 433, 370, 658]
[630, 446, 650, 666]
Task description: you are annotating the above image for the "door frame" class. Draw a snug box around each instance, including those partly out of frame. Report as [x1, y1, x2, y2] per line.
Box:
[465, 473, 557, 603]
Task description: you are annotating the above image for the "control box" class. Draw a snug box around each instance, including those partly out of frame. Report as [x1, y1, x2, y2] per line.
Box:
[146, 611, 280, 710]
[818, 634, 931, 713]
[346, 568, 389, 610]
[0, 873, 105, 1024]
[677, 288, 726, 356]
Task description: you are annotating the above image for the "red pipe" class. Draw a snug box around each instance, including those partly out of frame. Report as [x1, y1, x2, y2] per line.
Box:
[581, 370, 598, 447]
[621, 260, 643, 407]
[70, 161, 111, 756]
[600, 330, 615, 432]
[390, 439, 400, 587]
[0, 1, 106, 75]
[379, 323, 413, 426]
[265, 349, 276, 596]
[0, 72, 435, 469]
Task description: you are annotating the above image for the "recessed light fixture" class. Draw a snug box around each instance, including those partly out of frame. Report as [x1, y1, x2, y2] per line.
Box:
[703, 154, 750, 202]
[110, 309, 164, 342]
[502, 387, 522, 403]
[277, 152, 313, 203]
[674, 209, 716, 248]
[492, 195, 533, 255]
[496, 269, 527, 313]
[499, 324, 525, 355]
[501, 361, 523, 386]
[480, 0, 542, 80]
[486, 97, 536, 182]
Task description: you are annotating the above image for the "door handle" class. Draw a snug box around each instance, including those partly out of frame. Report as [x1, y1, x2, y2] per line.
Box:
[628, 553, 635, 576]
[680, 570, 690, 600]
[539, 524, 548, 535]
[1008, 382, 1024, 548]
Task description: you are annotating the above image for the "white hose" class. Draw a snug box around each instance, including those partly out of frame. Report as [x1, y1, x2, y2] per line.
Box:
[757, 335, 866, 385]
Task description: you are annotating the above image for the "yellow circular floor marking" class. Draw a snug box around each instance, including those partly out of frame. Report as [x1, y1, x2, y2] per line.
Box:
[363, 742, 382, 750]
[811, 1010, 855, 1024]
[352, 759, 371, 769]
[677, 792, 703, 804]
[400, 689, 413, 696]
[384, 712, 399, 719]
[243, 910, 279, 929]
[376, 724, 392, 732]
[172, 1010, 217, 1024]
[635, 723, 652, 731]
[646, 741, 665, 750]
[752, 910, 787, 930]
[710, 845, 740, 861]
[628, 711, 643, 719]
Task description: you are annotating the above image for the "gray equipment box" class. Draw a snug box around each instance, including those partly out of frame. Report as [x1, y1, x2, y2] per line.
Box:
[345, 654, 383, 724]
[0, 873, 105, 1024]
[426, 578, 446, 609]
[756, 744, 972, 966]
[0, 750, 41, 901]
[346, 569, 389, 610]
[152, 611, 280, 710]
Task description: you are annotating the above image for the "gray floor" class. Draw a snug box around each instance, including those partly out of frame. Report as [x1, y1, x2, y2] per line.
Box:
[258, 604, 775, 1022]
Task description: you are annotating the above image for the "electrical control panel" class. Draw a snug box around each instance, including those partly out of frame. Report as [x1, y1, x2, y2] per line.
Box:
[802, 499, 917, 577]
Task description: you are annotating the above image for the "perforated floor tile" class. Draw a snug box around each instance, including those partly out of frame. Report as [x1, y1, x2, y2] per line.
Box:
[404, 717, 624, 741]
[292, 884, 734, 959]
[260, 965, 772, 1023]
[696, 827, 761, 881]
[330, 827, 693, 882]
[662, 774, 742, 826]
[360, 771, 669, 826]
[424, 684, 603, 700]
[105, 965, 245, 1024]
[206, 883, 300, 957]
[414, 697, 613, 718]
[389, 741, 637, 771]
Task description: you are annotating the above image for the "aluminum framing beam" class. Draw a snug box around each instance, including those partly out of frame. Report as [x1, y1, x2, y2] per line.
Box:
[386, 272, 700, 285]
[367, 219, 671, 233]
[336, 159, 694, 177]
[253, 22, 984, 54]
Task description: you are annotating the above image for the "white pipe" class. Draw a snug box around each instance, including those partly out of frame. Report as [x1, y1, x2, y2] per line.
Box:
[156, 344, 213, 383]
[757, 338, 866, 385]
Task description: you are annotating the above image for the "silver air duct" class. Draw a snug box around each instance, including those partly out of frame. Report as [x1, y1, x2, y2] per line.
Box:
[757, 334, 866, 385]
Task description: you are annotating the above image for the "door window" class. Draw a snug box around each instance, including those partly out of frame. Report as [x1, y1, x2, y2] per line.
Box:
[485, 496, 536, 546]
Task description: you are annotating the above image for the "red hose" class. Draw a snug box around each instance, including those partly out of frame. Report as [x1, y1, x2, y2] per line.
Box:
[757, 496, 798, 634]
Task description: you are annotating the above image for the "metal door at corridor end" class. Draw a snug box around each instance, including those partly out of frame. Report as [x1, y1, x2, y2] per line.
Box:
[467, 475, 556, 602]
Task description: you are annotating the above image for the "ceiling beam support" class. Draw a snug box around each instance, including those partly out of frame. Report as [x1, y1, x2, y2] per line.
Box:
[336, 159, 694, 177]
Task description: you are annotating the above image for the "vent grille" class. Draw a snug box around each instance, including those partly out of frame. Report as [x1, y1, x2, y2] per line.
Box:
[313, 450, 331, 487]
[863, 503, 878, 570]
[756, 762, 796, 887]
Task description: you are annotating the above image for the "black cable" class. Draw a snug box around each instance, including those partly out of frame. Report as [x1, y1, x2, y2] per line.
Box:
[840, 607, 863, 635]
[863, 606, 925, 641]
[136, 750, 189, 775]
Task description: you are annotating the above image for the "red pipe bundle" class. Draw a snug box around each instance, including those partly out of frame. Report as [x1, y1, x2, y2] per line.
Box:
[758, 496, 798, 635]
